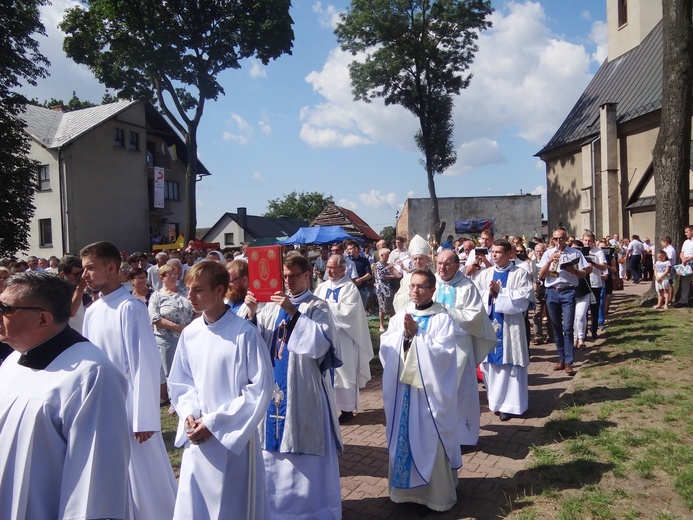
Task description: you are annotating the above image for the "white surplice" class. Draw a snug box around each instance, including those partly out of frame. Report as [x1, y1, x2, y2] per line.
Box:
[169, 309, 274, 520]
[380, 302, 461, 512]
[476, 264, 534, 415]
[435, 271, 498, 446]
[255, 291, 343, 520]
[315, 276, 374, 411]
[82, 286, 177, 520]
[0, 342, 130, 520]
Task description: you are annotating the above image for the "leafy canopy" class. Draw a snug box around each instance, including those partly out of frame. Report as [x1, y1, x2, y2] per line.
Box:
[0, 0, 50, 257]
[264, 192, 332, 223]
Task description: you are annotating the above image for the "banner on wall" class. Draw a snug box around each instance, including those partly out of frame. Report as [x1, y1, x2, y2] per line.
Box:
[153, 166, 165, 209]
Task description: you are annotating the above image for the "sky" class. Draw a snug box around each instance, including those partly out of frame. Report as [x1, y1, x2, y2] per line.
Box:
[20, 0, 608, 234]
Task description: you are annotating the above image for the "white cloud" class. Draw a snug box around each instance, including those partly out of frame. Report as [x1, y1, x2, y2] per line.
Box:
[249, 60, 267, 79]
[590, 20, 608, 64]
[222, 114, 253, 144]
[581, 10, 591, 21]
[312, 2, 342, 29]
[251, 171, 266, 181]
[258, 116, 272, 135]
[407, 190, 415, 198]
[359, 190, 398, 209]
[302, 0, 598, 153]
[443, 138, 506, 176]
[337, 198, 358, 210]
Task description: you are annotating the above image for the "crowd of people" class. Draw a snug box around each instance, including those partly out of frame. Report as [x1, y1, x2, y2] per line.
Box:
[0, 224, 691, 518]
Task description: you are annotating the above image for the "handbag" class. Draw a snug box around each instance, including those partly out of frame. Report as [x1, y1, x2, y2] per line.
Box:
[612, 277, 624, 291]
[673, 263, 693, 276]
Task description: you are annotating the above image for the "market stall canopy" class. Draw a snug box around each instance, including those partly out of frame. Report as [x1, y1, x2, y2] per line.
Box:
[280, 226, 361, 245]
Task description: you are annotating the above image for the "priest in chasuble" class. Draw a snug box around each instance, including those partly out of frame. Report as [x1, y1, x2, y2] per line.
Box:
[314, 253, 374, 424]
[246, 254, 343, 520]
[380, 269, 461, 512]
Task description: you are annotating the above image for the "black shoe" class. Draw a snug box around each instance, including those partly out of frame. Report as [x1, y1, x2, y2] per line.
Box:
[673, 302, 689, 308]
[338, 411, 354, 424]
[499, 412, 511, 421]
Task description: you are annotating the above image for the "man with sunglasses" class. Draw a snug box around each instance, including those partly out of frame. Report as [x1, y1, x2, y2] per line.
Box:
[537, 227, 591, 375]
[380, 269, 461, 512]
[245, 255, 343, 519]
[0, 272, 130, 519]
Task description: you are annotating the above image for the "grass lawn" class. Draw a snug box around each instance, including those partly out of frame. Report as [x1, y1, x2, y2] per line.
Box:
[504, 298, 693, 519]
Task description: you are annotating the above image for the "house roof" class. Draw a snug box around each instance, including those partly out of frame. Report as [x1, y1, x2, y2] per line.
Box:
[536, 20, 664, 157]
[311, 203, 381, 241]
[21, 100, 211, 176]
[204, 212, 308, 242]
[21, 100, 139, 148]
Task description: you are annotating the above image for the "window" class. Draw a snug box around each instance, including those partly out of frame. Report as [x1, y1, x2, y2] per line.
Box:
[165, 181, 180, 201]
[114, 128, 124, 148]
[618, 0, 627, 27]
[37, 165, 50, 191]
[224, 233, 235, 245]
[129, 131, 139, 151]
[39, 219, 52, 247]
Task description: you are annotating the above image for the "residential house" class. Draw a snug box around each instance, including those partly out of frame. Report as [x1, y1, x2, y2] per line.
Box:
[202, 207, 307, 247]
[21, 100, 209, 257]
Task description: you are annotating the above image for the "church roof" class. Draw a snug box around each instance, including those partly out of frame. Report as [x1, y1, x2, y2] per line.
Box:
[536, 20, 664, 157]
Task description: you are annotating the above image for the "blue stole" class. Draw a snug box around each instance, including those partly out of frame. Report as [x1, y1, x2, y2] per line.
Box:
[436, 284, 455, 309]
[229, 300, 244, 315]
[391, 314, 431, 488]
[487, 269, 510, 365]
[265, 308, 292, 451]
[325, 286, 342, 302]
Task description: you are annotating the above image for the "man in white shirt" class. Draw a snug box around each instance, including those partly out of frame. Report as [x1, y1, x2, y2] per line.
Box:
[148, 252, 169, 291]
[465, 230, 494, 281]
[537, 228, 592, 376]
[675, 225, 693, 307]
[625, 235, 645, 284]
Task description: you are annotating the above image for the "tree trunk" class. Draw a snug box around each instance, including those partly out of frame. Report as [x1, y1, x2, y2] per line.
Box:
[184, 130, 198, 243]
[426, 164, 445, 246]
[649, 0, 692, 301]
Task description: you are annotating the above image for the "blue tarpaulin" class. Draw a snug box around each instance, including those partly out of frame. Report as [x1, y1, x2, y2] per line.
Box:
[280, 226, 361, 245]
[454, 219, 494, 234]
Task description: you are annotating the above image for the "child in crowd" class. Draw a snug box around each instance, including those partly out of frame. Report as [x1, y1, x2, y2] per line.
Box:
[653, 250, 672, 309]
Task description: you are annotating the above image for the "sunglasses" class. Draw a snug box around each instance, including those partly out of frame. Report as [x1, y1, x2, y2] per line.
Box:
[0, 301, 46, 315]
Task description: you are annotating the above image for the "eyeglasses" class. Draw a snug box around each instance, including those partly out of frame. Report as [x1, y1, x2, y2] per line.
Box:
[409, 284, 432, 291]
[69, 270, 83, 277]
[0, 301, 46, 315]
[282, 271, 306, 280]
[229, 275, 245, 284]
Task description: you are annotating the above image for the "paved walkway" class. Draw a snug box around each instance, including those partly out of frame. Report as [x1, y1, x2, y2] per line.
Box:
[339, 281, 649, 519]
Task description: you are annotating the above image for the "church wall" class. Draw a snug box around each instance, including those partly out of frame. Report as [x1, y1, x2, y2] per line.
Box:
[607, 0, 662, 62]
[399, 195, 541, 241]
[545, 149, 584, 236]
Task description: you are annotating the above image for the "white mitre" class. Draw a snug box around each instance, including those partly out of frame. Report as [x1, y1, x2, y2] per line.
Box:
[408, 234, 431, 257]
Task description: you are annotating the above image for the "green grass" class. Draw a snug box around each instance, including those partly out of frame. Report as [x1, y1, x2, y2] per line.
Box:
[507, 296, 693, 518]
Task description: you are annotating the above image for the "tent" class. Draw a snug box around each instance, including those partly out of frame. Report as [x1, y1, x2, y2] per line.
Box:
[280, 225, 361, 245]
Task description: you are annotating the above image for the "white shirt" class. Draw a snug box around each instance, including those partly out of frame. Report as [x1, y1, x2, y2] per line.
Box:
[538, 246, 589, 288]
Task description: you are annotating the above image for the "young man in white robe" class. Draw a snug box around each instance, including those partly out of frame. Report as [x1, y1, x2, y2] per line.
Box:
[315, 253, 374, 423]
[0, 272, 130, 520]
[380, 269, 461, 512]
[475, 240, 535, 421]
[434, 249, 498, 445]
[393, 234, 432, 313]
[80, 241, 177, 520]
[245, 255, 343, 520]
[169, 261, 274, 519]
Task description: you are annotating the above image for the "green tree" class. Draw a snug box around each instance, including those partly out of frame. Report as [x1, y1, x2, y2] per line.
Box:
[264, 191, 331, 223]
[380, 225, 396, 245]
[335, 0, 492, 243]
[60, 0, 294, 242]
[0, 0, 49, 257]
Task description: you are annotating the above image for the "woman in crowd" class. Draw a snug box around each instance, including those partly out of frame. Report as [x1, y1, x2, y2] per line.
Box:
[148, 264, 194, 409]
[571, 239, 592, 349]
[374, 248, 400, 332]
[129, 267, 153, 305]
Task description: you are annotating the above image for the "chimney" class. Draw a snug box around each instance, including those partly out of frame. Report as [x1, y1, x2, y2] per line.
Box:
[237, 207, 248, 234]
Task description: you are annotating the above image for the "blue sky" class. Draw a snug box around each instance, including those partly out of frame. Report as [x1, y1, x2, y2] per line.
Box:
[21, 0, 607, 233]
